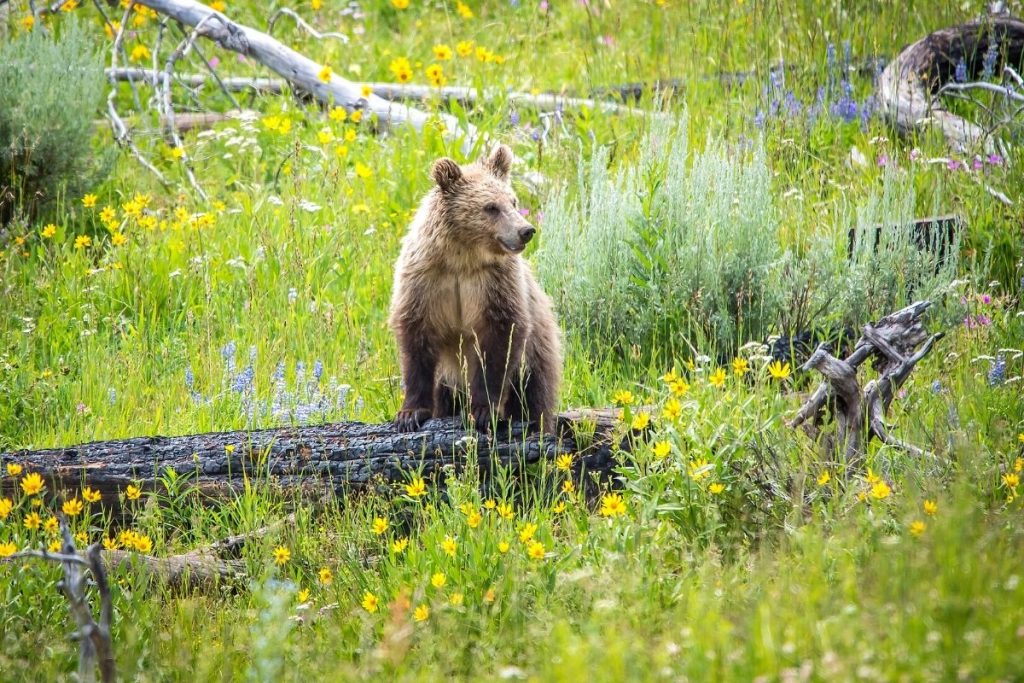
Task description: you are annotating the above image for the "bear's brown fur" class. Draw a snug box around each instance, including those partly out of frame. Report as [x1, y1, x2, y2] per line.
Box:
[389, 144, 562, 433]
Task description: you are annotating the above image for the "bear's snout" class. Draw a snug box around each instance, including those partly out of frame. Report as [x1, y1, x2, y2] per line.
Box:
[519, 226, 536, 244]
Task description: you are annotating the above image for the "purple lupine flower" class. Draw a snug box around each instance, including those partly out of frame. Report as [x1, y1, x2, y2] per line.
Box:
[987, 153, 1003, 166]
[988, 355, 1007, 386]
[982, 40, 999, 79]
[877, 154, 889, 167]
[509, 110, 520, 126]
[313, 359, 324, 383]
[753, 110, 766, 128]
[947, 159, 963, 171]
[184, 365, 195, 390]
[954, 58, 967, 83]
[981, 294, 992, 305]
[909, 148, 922, 162]
[931, 380, 942, 394]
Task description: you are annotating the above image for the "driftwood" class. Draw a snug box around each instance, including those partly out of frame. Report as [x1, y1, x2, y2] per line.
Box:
[133, 0, 477, 152]
[876, 14, 1024, 151]
[0, 410, 620, 512]
[788, 301, 943, 465]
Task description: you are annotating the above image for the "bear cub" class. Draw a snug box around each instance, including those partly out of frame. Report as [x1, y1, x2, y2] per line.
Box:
[389, 144, 562, 433]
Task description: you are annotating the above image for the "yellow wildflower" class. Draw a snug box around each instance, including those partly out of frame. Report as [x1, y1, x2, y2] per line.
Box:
[817, 471, 831, 486]
[329, 107, 347, 122]
[562, 480, 575, 494]
[456, 1, 473, 18]
[392, 537, 409, 554]
[372, 517, 389, 535]
[467, 511, 482, 528]
[552, 501, 566, 514]
[41, 224, 57, 239]
[599, 492, 627, 517]
[441, 535, 457, 557]
[498, 540, 510, 553]
[273, 545, 291, 565]
[518, 522, 538, 544]
[456, 40, 474, 57]
[612, 390, 635, 406]
[103, 537, 118, 550]
[406, 477, 427, 497]
[527, 540, 545, 560]
[631, 412, 650, 430]
[62, 498, 84, 517]
[732, 357, 749, 377]
[497, 502, 514, 519]
[74, 235, 92, 250]
[82, 194, 97, 208]
[319, 567, 333, 585]
[1003, 472, 1020, 489]
[670, 379, 689, 396]
[317, 64, 333, 83]
[130, 44, 151, 62]
[111, 232, 128, 247]
[433, 44, 453, 60]
[909, 520, 926, 536]
[555, 454, 573, 470]
[923, 500, 938, 516]
[688, 458, 712, 481]
[483, 499, 496, 510]
[44, 517, 58, 534]
[662, 398, 681, 420]
[6, 463, 22, 477]
[431, 572, 446, 588]
[0, 498, 11, 519]
[48, 539, 62, 553]
[768, 361, 791, 380]
[450, 592, 464, 606]
[708, 367, 727, 388]
[652, 441, 671, 458]
[413, 604, 429, 622]
[361, 591, 379, 613]
[24, 511, 41, 531]
[134, 534, 153, 553]
[391, 0, 409, 8]
[870, 480, 892, 500]
[355, 162, 372, 179]
[297, 588, 311, 603]
[0, 541, 16, 558]
[709, 482, 725, 495]
[350, 110, 363, 123]
[21, 472, 44, 496]
[360, 84, 372, 98]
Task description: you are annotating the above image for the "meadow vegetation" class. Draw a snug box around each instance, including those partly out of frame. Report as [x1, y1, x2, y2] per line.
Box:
[1, 1, 1023, 680]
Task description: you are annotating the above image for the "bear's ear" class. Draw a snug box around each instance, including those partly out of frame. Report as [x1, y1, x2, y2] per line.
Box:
[431, 157, 463, 192]
[485, 144, 513, 180]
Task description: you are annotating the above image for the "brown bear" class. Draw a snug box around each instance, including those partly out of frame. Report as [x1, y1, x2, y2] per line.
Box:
[389, 144, 562, 434]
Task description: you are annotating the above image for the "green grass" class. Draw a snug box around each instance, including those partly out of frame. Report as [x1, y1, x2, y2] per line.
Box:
[2, 0, 1024, 680]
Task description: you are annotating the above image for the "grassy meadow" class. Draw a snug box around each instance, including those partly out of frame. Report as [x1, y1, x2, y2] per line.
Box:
[2, 0, 1024, 680]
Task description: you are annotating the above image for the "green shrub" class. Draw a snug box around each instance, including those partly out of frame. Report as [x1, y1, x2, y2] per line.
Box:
[536, 116, 963, 358]
[535, 112, 783, 357]
[0, 21, 107, 225]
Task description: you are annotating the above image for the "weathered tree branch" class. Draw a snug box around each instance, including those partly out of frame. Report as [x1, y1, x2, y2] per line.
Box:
[790, 302, 940, 464]
[134, 0, 478, 152]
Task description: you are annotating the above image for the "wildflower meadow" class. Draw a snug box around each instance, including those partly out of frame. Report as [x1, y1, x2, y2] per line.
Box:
[1, 1, 1023, 681]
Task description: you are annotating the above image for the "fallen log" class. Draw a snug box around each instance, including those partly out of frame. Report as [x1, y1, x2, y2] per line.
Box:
[788, 300, 942, 465]
[0, 411, 621, 513]
[876, 14, 1024, 151]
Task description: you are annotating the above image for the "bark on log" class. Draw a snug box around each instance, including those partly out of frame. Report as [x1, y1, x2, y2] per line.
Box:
[134, 0, 478, 152]
[876, 15, 1024, 151]
[0, 411, 622, 513]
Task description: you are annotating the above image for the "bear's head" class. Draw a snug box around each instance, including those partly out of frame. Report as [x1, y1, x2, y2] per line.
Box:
[430, 144, 536, 257]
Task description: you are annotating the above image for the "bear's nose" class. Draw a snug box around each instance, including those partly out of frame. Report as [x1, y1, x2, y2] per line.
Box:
[519, 226, 536, 244]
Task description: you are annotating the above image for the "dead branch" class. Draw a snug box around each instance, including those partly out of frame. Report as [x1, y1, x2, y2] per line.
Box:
[790, 301, 940, 465]
[7, 521, 116, 683]
[266, 7, 348, 44]
[135, 0, 478, 152]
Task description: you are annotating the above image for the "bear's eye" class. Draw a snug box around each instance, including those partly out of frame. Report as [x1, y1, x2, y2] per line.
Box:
[484, 203, 501, 215]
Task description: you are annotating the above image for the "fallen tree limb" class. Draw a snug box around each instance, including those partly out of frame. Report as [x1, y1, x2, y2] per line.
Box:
[135, 0, 477, 152]
[104, 67, 649, 116]
[789, 301, 940, 465]
[876, 14, 1024, 151]
[0, 410, 621, 512]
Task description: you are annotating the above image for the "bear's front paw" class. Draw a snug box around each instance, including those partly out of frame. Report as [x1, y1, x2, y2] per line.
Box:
[394, 408, 433, 433]
[469, 404, 494, 433]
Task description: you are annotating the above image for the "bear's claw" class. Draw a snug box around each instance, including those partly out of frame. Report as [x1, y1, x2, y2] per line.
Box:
[394, 408, 433, 433]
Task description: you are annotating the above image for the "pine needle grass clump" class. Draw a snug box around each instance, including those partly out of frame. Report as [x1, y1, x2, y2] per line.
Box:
[537, 112, 783, 358]
[0, 22, 107, 225]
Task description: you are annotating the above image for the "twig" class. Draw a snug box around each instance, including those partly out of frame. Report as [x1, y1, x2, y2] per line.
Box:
[7, 521, 116, 683]
[171, 20, 242, 111]
[99, 0, 169, 188]
[936, 80, 1024, 104]
[267, 7, 348, 43]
